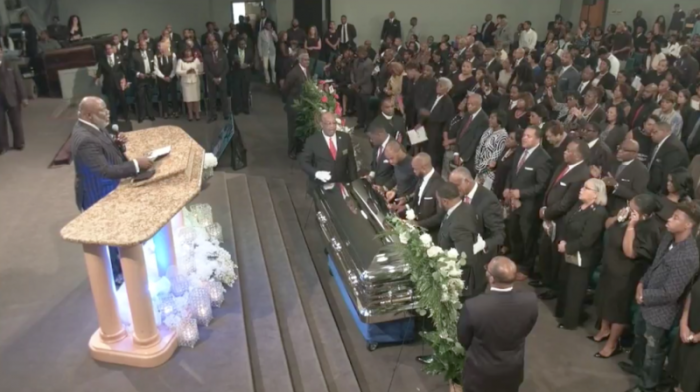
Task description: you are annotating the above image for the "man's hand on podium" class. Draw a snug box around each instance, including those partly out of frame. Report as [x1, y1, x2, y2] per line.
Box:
[136, 157, 154, 171]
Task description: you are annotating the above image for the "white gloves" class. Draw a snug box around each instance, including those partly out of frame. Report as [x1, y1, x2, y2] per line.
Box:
[315, 171, 332, 183]
[473, 234, 486, 254]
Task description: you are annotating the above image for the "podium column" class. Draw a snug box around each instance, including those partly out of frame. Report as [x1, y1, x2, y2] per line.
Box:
[83, 244, 126, 343]
[120, 245, 161, 347]
[153, 221, 178, 277]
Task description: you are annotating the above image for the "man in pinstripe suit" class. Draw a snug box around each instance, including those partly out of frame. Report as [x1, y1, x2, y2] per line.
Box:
[71, 96, 152, 283]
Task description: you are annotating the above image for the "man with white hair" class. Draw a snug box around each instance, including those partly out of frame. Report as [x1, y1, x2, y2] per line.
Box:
[71, 96, 153, 284]
[421, 77, 455, 174]
[299, 112, 358, 184]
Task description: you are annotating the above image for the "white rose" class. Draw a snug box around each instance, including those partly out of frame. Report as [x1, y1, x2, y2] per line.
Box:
[427, 246, 443, 258]
[419, 233, 433, 247]
[447, 248, 459, 259]
[399, 232, 409, 244]
[405, 209, 416, 221]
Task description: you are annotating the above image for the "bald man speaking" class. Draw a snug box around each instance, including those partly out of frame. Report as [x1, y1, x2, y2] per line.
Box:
[457, 257, 538, 392]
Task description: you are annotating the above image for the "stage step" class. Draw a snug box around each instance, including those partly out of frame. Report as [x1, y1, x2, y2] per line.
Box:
[248, 177, 329, 392]
[267, 179, 361, 392]
[227, 175, 295, 392]
[187, 173, 254, 391]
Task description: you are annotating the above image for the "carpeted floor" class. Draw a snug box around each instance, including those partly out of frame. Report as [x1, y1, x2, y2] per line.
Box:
[0, 88, 637, 392]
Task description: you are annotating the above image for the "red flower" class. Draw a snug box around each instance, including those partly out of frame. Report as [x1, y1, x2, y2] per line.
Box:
[334, 94, 339, 99]
[321, 96, 328, 103]
[335, 107, 342, 115]
[341, 118, 346, 126]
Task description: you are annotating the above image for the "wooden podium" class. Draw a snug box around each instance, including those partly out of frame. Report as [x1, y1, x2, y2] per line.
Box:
[60, 126, 204, 368]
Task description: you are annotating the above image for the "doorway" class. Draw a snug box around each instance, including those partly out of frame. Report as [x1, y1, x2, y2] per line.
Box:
[580, 0, 607, 28]
[231, 1, 264, 25]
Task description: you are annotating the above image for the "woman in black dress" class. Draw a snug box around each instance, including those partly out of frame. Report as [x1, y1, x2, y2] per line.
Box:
[492, 130, 520, 201]
[450, 61, 477, 106]
[658, 170, 695, 221]
[323, 21, 340, 63]
[67, 15, 83, 41]
[668, 275, 700, 392]
[555, 178, 608, 330]
[276, 31, 292, 89]
[591, 194, 664, 358]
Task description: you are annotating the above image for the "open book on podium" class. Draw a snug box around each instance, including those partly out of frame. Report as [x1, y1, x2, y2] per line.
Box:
[406, 126, 428, 146]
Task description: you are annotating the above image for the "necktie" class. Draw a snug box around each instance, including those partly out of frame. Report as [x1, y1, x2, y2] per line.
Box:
[239, 49, 244, 63]
[377, 146, 383, 162]
[328, 138, 337, 160]
[342, 25, 347, 43]
[578, 82, 585, 93]
[545, 166, 569, 199]
[631, 104, 645, 127]
[687, 117, 700, 147]
[615, 163, 626, 177]
[648, 144, 660, 168]
[517, 150, 529, 172]
[214, 51, 218, 61]
[458, 115, 473, 139]
[464, 196, 471, 204]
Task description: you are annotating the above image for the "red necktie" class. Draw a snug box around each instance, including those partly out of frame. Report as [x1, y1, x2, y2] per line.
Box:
[630, 104, 645, 127]
[516, 150, 529, 172]
[458, 115, 473, 139]
[329, 138, 337, 160]
[464, 196, 471, 204]
[545, 166, 569, 199]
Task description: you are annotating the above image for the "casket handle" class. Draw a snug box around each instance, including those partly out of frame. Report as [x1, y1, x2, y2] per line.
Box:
[316, 211, 328, 224]
[331, 237, 342, 252]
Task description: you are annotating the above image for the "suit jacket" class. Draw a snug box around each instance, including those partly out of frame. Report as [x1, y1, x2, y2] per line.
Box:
[457, 290, 538, 391]
[255, 17, 277, 35]
[386, 156, 418, 197]
[202, 49, 229, 79]
[130, 49, 155, 79]
[338, 23, 357, 45]
[470, 185, 505, 256]
[368, 113, 406, 140]
[116, 39, 135, 60]
[596, 72, 616, 92]
[0, 61, 26, 107]
[505, 146, 553, 212]
[690, 155, 700, 197]
[452, 110, 489, 174]
[683, 110, 700, 158]
[425, 95, 456, 139]
[589, 139, 614, 174]
[647, 136, 690, 194]
[351, 57, 373, 95]
[556, 66, 581, 94]
[380, 18, 402, 40]
[96, 53, 126, 95]
[230, 46, 254, 73]
[370, 139, 394, 186]
[562, 203, 607, 268]
[300, 132, 358, 183]
[409, 171, 445, 233]
[628, 100, 659, 130]
[485, 59, 502, 79]
[282, 64, 308, 108]
[70, 121, 137, 210]
[543, 162, 590, 229]
[608, 159, 649, 215]
[437, 202, 478, 267]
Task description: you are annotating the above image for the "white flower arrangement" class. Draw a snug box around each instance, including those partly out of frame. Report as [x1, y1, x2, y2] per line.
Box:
[203, 153, 218, 169]
[405, 208, 416, 221]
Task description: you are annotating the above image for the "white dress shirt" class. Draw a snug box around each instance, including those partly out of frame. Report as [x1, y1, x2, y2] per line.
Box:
[323, 133, 338, 153]
[519, 29, 538, 50]
[491, 286, 514, 292]
[417, 168, 435, 205]
[430, 95, 444, 112]
[137, 50, 151, 76]
[587, 138, 599, 148]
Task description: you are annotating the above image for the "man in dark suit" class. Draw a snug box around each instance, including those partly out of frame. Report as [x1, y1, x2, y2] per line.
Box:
[300, 112, 358, 184]
[0, 46, 27, 154]
[116, 29, 135, 61]
[450, 167, 506, 295]
[504, 126, 553, 279]
[282, 51, 310, 159]
[130, 40, 156, 122]
[674, 46, 699, 87]
[95, 43, 129, 126]
[533, 140, 590, 299]
[203, 40, 231, 122]
[480, 14, 497, 47]
[556, 51, 581, 94]
[382, 141, 418, 200]
[581, 122, 614, 175]
[422, 78, 456, 173]
[338, 15, 357, 52]
[380, 11, 402, 41]
[230, 38, 253, 115]
[483, 48, 502, 78]
[458, 256, 538, 392]
[683, 109, 700, 158]
[71, 97, 153, 284]
[436, 182, 478, 277]
[628, 84, 659, 130]
[367, 127, 394, 187]
[602, 139, 649, 222]
[254, 8, 276, 38]
[165, 24, 182, 51]
[369, 97, 406, 141]
[446, 94, 489, 177]
[406, 153, 445, 236]
[351, 47, 373, 130]
[647, 122, 689, 193]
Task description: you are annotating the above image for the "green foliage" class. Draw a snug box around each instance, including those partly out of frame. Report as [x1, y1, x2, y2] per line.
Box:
[292, 80, 337, 141]
[385, 216, 467, 383]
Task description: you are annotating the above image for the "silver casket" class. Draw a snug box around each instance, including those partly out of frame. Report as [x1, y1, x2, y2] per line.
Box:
[313, 179, 416, 324]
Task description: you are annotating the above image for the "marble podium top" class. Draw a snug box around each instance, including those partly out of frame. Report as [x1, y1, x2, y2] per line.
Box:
[60, 126, 205, 247]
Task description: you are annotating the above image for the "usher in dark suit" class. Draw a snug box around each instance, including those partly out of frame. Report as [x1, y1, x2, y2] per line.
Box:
[425, 95, 456, 172]
[589, 139, 614, 174]
[300, 132, 358, 184]
[369, 113, 407, 141]
[283, 64, 308, 154]
[469, 184, 506, 294]
[370, 139, 394, 186]
[202, 47, 231, 119]
[454, 109, 489, 174]
[0, 60, 26, 150]
[607, 159, 649, 216]
[380, 18, 402, 40]
[130, 48, 156, 121]
[409, 170, 445, 236]
[457, 290, 538, 392]
[230, 45, 254, 114]
[539, 161, 590, 289]
[96, 52, 129, 124]
[438, 202, 478, 294]
[557, 66, 581, 94]
[647, 136, 689, 194]
[683, 110, 700, 158]
[506, 146, 553, 274]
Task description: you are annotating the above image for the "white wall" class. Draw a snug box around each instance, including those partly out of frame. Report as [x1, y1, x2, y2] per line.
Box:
[605, 0, 694, 27]
[330, 0, 562, 45]
[58, 0, 234, 38]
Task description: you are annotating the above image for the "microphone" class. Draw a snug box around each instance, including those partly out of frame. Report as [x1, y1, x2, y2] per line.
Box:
[110, 124, 119, 135]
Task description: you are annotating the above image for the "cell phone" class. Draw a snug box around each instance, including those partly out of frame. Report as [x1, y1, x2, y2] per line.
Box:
[133, 169, 155, 183]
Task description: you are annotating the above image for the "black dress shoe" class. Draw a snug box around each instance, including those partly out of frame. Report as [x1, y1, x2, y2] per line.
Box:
[13, 145, 24, 151]
[528, 280, 547, 288]
[593, 346, 623, 359]
[416, 355, 434, 365]
[618, 361, 638, 376]
[538, 290, 558, 300]
[587, 334, 609, 343]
